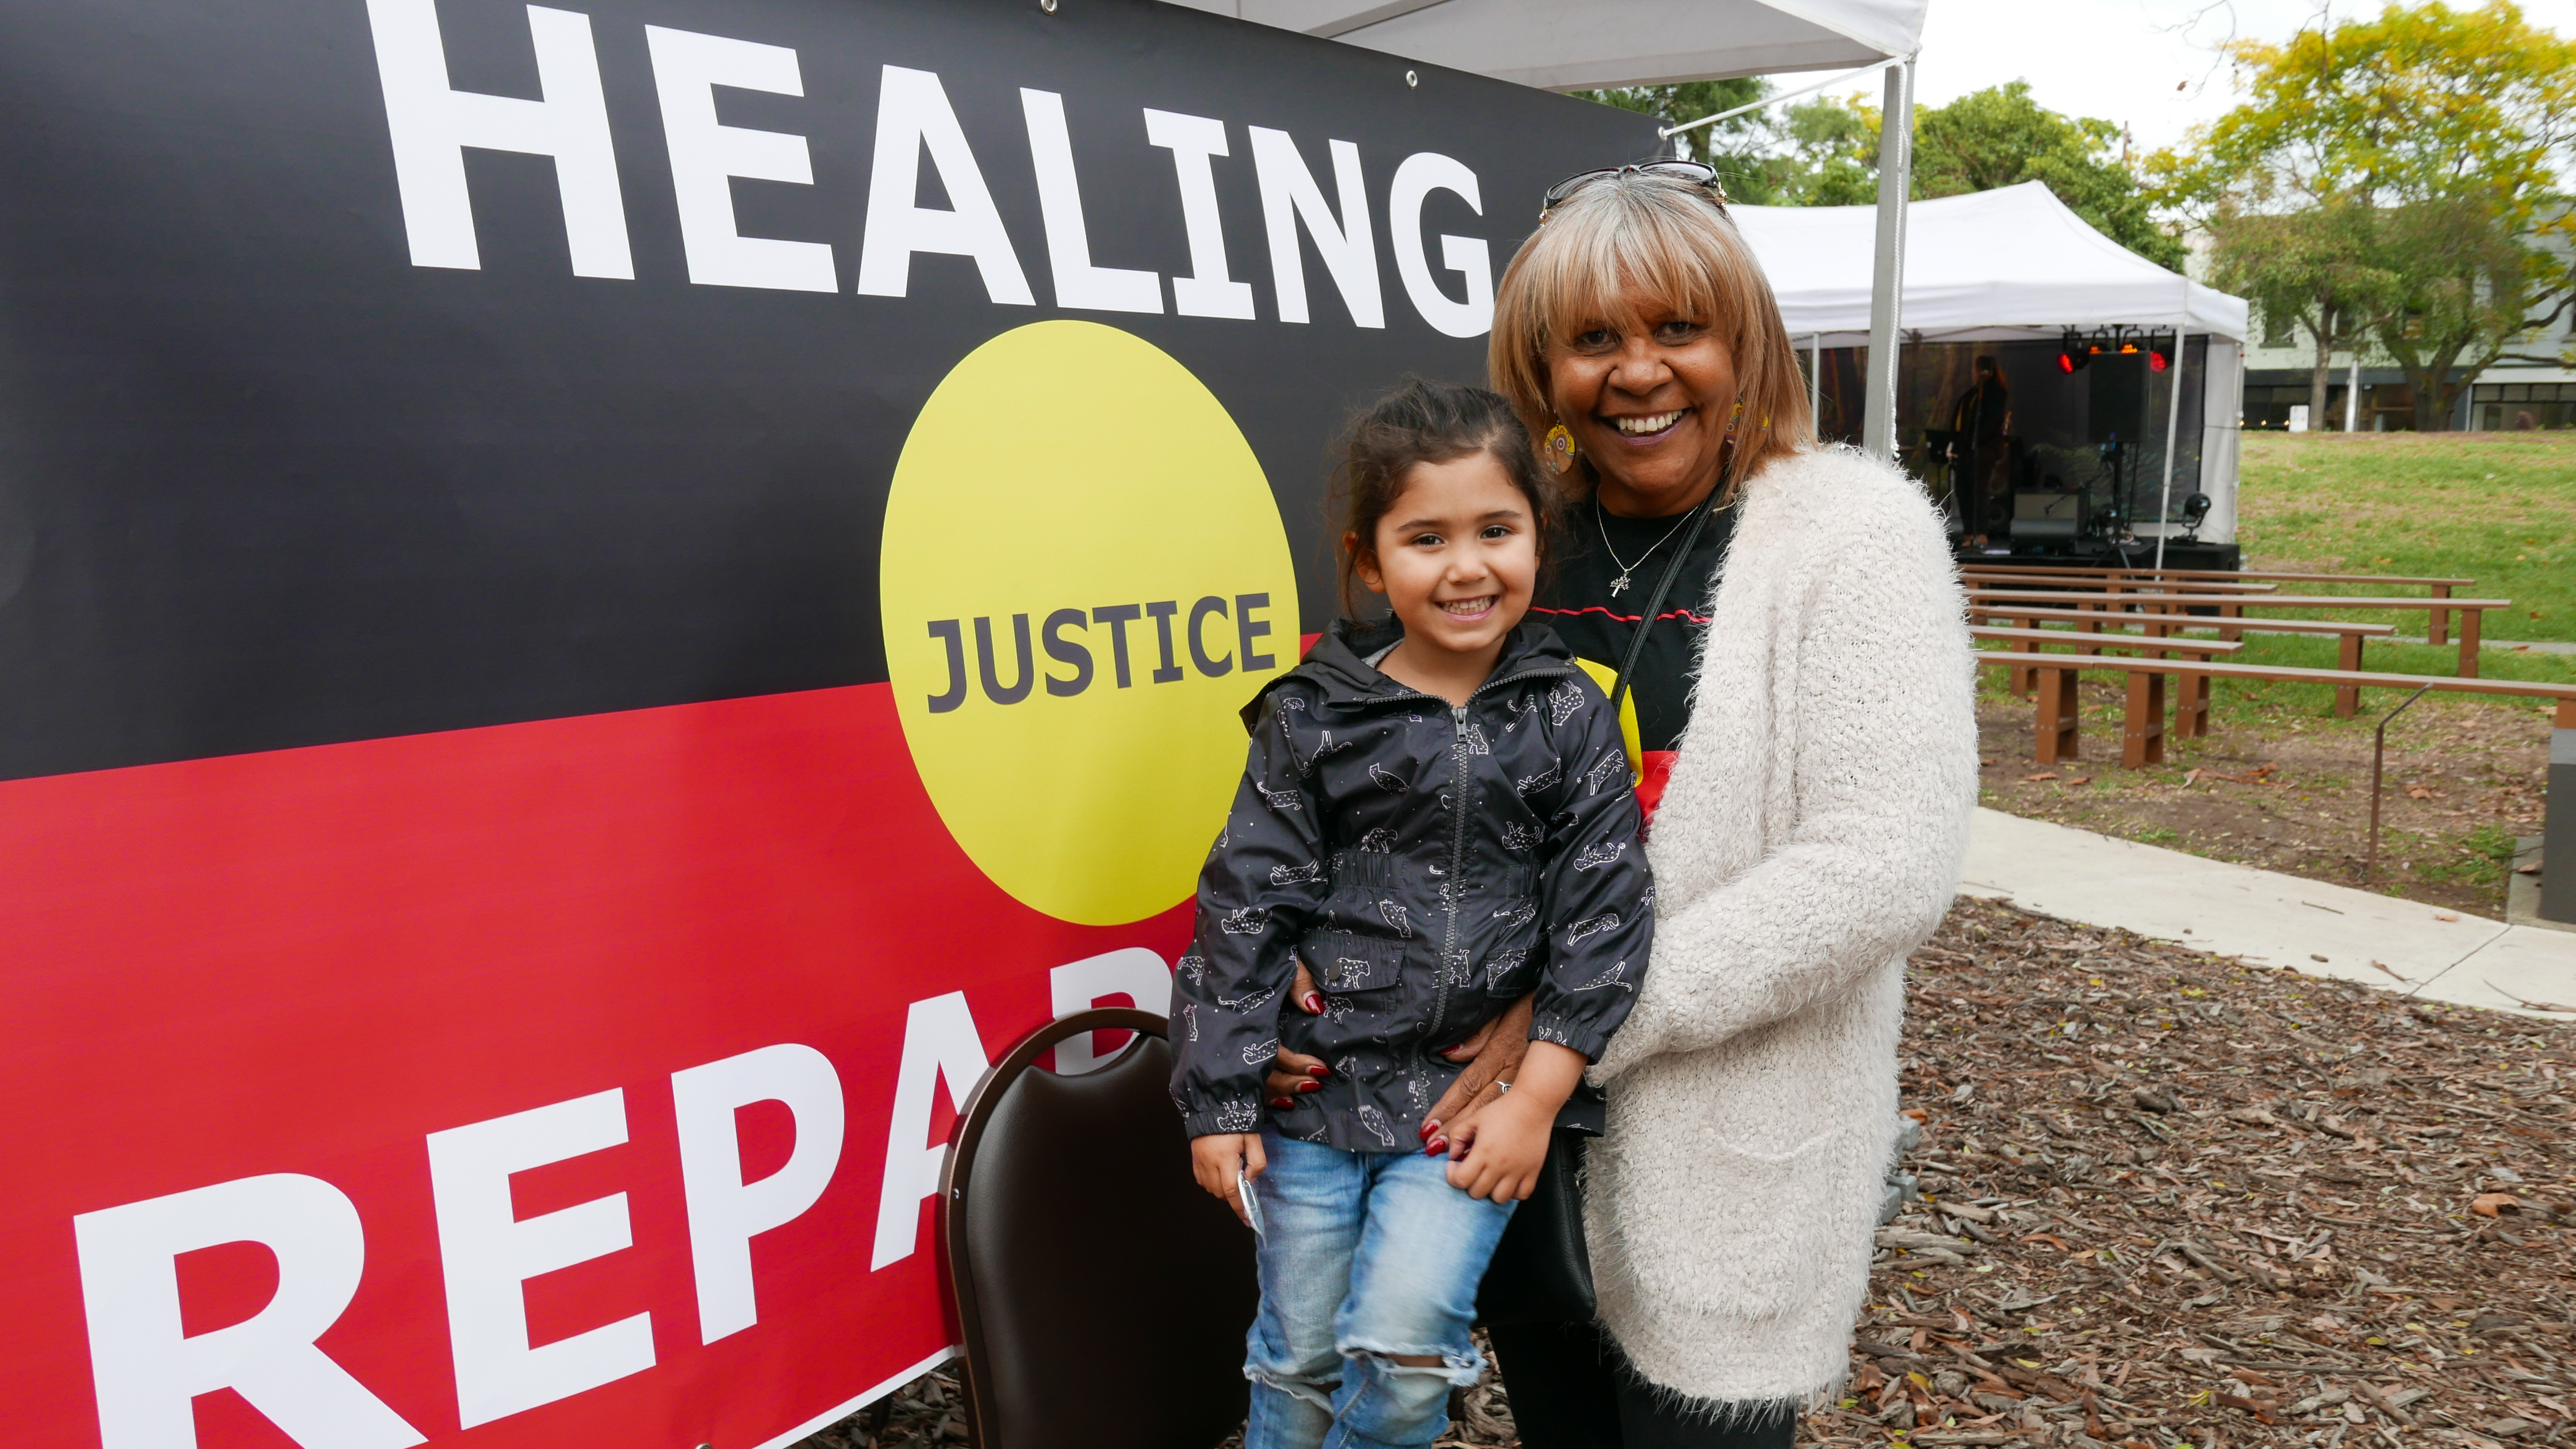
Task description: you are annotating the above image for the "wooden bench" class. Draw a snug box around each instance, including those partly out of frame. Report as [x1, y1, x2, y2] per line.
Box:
[1972, 652, 2576, 774]
[1966, 588, 2510, 680]
[1959, 572, 2278, 596]
[1967, 605, 2395, 722]
[1970, 628, 2241, 765]
[1965, 566, 2475, 643]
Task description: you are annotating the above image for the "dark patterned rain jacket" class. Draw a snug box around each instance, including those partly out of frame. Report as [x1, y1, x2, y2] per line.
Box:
[1170, 616, 1654, 1152]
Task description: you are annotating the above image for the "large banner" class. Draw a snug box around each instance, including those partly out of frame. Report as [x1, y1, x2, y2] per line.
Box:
[0, 2, 1652, 1446]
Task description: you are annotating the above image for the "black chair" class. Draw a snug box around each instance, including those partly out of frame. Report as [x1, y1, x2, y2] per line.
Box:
[940, 1008, 1259, 1449]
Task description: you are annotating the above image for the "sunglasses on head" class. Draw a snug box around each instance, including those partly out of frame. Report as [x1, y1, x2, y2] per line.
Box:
[1539, 159, 1731, 222]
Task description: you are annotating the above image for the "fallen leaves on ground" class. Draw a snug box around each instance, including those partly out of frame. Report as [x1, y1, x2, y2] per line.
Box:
[806, 896, 2575, 1449]
[798, 1366, 965, 1448]
[1810, 896, 2574, 1449]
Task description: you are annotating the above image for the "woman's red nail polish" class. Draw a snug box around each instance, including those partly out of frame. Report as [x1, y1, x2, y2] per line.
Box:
[1308, 1064, 1330, 1078]
[1295, 1080, 1320, 1094]
[1301, 993, 1324, 1014]
[1418, 1119, 1440, 1140]
[1424, 1138, 1450, 1156]
[1270, 1097, 1294, 1109]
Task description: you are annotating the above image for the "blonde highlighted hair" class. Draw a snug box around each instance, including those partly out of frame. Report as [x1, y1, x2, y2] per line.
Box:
[1488, 171, 1814, 501]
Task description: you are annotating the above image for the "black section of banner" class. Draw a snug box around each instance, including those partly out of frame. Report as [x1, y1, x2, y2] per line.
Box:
[0, 0, 1652, 782]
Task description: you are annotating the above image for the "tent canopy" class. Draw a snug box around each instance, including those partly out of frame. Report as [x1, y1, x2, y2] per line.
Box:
[1167, 0, 1925, 91]
[1734, 181, 2251, 343]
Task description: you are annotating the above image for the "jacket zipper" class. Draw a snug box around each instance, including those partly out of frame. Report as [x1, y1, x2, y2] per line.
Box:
[1351, 661, 1569, 1059]
[1428, 700, 1471, 1044]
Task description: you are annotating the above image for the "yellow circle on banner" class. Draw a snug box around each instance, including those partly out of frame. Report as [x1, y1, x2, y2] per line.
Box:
[882, 321, 1298, 926]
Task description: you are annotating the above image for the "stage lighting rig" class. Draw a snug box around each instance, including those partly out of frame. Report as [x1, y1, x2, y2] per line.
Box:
[2058, 326, 2176, 374]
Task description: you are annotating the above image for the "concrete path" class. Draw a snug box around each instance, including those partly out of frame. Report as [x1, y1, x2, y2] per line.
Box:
[1958, 807, 2576, 1020]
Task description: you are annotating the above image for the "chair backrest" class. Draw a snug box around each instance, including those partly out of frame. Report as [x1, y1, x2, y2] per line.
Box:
[940, 1008, 1258, 1449]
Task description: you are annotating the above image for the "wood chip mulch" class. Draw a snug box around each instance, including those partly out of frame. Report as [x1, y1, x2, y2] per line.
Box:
[811, 895, 2576, 1449]
[1797, 895, 2575, 1449]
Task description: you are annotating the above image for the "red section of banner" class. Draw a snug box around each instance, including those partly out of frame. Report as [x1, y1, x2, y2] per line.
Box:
[0, 684, 1190, 1448]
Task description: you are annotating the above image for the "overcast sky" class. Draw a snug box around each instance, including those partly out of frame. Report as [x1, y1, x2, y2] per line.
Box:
[1893, 0, 2576, 158]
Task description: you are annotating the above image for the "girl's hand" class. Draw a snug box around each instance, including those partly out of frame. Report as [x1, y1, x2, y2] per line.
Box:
[1442, 1040, 1587, 1201]
[1443, 1092, 1552, 1201]
[1190, 1132, 1268, 1226]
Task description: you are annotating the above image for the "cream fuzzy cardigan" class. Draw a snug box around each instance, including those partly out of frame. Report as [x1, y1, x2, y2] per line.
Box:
[1586, 444, 1977, 1405]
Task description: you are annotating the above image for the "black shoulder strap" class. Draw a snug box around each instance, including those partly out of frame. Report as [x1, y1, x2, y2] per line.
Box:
[1607, 494, 1717, 722]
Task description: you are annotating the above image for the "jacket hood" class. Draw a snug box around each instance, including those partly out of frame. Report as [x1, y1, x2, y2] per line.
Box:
[1241, 615, 1578, 728]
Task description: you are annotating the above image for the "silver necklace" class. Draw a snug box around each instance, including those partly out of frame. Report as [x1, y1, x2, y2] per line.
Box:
[1597, 502, 1700, 596]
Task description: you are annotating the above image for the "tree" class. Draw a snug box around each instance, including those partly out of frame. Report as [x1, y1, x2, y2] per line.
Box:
[2207, 199, 2398, 425]
[2371, 197, 2566, 428]
[1569, 80, 1784, 202]
[1911, 83, 2186, 270]
[1571, 79, 2184, 270]
[2159, 1, 2576, 428]
[1766, 95, 1880, 206]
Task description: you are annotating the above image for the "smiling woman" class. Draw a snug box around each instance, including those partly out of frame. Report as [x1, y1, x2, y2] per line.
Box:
[1470, 166, 1976, 1446]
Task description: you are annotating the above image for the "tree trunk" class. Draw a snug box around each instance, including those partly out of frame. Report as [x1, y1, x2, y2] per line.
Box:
[2412, 340, 2472, 432]
[2309, 304, 2334, 428]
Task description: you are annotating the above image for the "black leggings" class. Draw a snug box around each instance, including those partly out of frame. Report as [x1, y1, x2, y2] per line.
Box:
[1485, 1318, 1796, 1449]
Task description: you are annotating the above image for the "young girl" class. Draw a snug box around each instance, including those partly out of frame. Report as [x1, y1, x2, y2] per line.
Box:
[1171, 380, 1653, 1449]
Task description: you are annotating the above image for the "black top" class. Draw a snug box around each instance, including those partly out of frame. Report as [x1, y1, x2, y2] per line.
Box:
[1170, 616, 1653, 1151]
[1531, 496, 1736, 762]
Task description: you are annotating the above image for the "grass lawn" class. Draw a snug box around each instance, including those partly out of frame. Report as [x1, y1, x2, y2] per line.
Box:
[2234, 428, 2576, 645]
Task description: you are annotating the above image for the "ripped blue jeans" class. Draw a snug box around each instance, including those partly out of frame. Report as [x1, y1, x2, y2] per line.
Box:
[1244, 1128, 1517, 1449]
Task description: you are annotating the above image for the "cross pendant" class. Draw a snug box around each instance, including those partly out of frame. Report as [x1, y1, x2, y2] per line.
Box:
[1609, 572, 1631, 596]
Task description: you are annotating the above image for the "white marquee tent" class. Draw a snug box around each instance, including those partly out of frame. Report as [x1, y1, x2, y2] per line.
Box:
[1733, 182, 2251, 548]
[1734, 181, 2247, 343]
[1171, 0, 1927, 90]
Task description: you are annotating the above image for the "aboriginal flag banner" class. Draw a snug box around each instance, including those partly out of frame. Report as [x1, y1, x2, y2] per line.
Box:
[0, 0, 1653, 1445]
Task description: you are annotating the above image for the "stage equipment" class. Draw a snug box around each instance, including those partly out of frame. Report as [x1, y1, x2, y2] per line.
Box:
[2179, 491, 2213, 541]
[2058, 326, 2175, 377]
[2087, 351, 2146, 444]
[2011, 490, 2087, 543]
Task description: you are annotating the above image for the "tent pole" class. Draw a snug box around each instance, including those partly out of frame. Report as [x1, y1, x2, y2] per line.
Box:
[2153, 320, 2187, 572]
[1861, 59, 1912, 462]
[1810, 332, 1822, 426]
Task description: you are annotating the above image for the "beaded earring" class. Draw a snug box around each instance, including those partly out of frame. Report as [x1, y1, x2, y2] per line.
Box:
[1543, 421, 1577, 474]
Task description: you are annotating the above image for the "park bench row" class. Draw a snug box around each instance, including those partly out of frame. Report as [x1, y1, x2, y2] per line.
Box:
[1970, 605, 2395, 719]
[1957, 562, 2479, 645]
[1962, 586, 2509, 680]
[1974, 649, 2576, 770]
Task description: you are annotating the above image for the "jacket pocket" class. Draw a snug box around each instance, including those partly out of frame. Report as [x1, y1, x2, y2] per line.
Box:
[1483, 865, 1546, 996]
[1300, 931, 1405, 993]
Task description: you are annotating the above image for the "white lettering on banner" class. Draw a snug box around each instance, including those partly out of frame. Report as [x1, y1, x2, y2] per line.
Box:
[1389, 153, 1493, 339]
[1143, 109, 1258, 320]
[856, 67, 1036, 305]
[1247, 128, 1383, 328]
[72, 1174, 425, 1449]
[363, 0, 634, 279]
[1021, 90, 1163, 314]
[869, 992, 991, 1270]
[644, 27, 838, 293]
[670, 1044, 848, 1344]
[1048, 948, 1173, 1074]
[425, 1089, 655, 1428]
